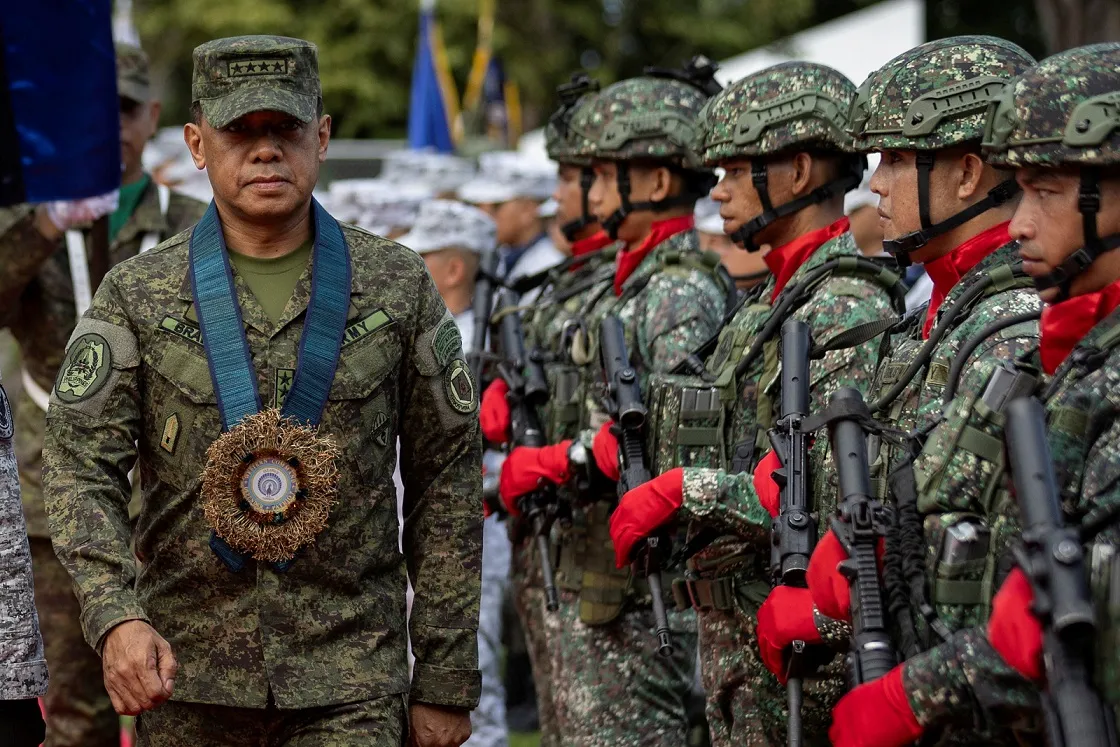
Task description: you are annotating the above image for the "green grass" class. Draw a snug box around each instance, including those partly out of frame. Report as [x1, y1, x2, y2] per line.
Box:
[509, 733, 541, 747]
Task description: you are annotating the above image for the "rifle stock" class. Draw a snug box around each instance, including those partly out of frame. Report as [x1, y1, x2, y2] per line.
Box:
[827, 387, 896, 686]
[496, 291, 560, 611]
[1005, 397, 1114, 747]
[599, 314, 673, 657]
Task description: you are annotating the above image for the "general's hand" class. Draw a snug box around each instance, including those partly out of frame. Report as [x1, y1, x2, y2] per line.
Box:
[408, 703, 471, 747]
[101, 620, 177, 716]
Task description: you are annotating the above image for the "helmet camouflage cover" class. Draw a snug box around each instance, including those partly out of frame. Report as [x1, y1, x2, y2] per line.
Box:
[984, 42, 1120, 168]
[699, 61, 858, 165]
[851, 35, 1035, 152]
[569, 74, 712, 169]
[545, 73, 600, 166]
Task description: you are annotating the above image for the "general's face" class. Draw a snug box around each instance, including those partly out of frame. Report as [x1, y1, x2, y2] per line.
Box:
[185, 109, 330, 223]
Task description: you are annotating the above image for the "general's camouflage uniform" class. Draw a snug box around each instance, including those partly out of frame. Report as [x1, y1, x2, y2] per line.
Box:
[0, 370, 49, 703]
[657, 62, 897, 746]
[0, 179, 205, 747]
[839, 37, 1040, 746]
[528, 70, 730, 746]
[41, 213, 483, 743]
[889, 41, 1120, 739]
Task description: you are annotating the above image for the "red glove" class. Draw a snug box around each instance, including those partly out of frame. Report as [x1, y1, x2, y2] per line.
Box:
[807, 529, 854, 622]
[498, 442, 571, 515]
[987, 567, 1043, 682]
[756, 586, 822, 684]
[829, 665, 924, 747]
[480, 379, 512, 444]
[753, 449, 782, 519]
[609, 468, 684, 568]
[592, 420, 620, 482]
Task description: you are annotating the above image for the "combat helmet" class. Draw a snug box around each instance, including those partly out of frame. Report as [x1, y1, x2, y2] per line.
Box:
[698, 61, 864, 250]
[568, 56, 722, 239]
[545, 72, 602, 241]
[850, 36, 1035, 264]
[983, 42, 1120, 299]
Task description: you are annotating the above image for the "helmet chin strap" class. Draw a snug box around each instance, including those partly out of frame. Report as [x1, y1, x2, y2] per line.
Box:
[601, 162, 713, 240]
[1031, 168, 1120, 302]
[882, 151, 1021, 269]
[729, 155, 866, 252]
[561, 167, 599, 242]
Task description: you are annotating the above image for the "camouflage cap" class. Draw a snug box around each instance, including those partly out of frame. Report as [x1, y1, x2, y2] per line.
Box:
[545, 73, 600, 166]
[192, 35, 320, 129]
[116, 43, 151, 103]
[698, 61, 857, 165]
[983, 43, 1120, 168]
[850, 35, 1035, 152]
[568, 75, 712, 168]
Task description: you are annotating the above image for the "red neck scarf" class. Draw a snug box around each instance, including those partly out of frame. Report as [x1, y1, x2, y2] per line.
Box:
[1039, 277, 1120, 374]
[569, 230, 613, 273]
[922, 222, 1010, 339]
[614, 215, 694, 296]
[764, 217, 850, 302]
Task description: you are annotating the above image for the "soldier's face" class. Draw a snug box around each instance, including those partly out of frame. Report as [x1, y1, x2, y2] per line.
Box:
[184, 110, 331, 223]
[869, 149, 919, 249]
[120, 97, 160, 183]
[554, 163, 594, 239]
[1012, 167, 1120, 303]
[589, 160, 671, 244]
[711, 158, 763, 239]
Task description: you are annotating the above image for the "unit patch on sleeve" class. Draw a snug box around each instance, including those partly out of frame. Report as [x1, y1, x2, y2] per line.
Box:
[445, 358, 477, 414]
[432, 318, 463, 370]
[55, 333, 112, 404]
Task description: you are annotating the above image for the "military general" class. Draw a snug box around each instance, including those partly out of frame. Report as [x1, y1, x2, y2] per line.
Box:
[42, 35, 483, 747]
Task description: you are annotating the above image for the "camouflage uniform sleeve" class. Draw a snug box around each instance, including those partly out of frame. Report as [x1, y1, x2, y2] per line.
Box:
[679, 280, 890, 540]
[901, 626, 1040, 733]
[41, 270, 147, 652]
[398, 264, 483, 710]
[640, 268, 725, 371]
[0, 375, 49, 699]
[0, 205, 59, 328]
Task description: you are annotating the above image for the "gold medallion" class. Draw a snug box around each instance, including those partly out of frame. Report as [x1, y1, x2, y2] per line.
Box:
[201, 408, 340, 563]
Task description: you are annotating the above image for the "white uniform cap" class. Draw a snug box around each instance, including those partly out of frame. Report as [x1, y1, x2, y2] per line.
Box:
[457, 151, 557, 205]
[326, 179, 433, 233]
[399, 199, 497, 254]
[694, 195, 726, 235]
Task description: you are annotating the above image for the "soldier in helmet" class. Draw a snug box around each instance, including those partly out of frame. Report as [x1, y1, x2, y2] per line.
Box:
[490, 59, 734, 745]
[792, 36, 1042, 746]
[606, 61, 905, 745]
[478, 73, 619, 746]
[824, 41, 1120, 746]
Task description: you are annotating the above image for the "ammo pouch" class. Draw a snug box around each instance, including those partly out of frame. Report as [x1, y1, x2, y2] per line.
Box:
[671, 551, 770, 618]
[542, 361, 583, 443]
[575, 502, 636, 626]
[908, 363, 1040, 631]
[645, 371, 728, 477]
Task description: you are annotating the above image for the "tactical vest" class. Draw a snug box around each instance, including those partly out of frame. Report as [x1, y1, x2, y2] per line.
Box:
[900, 314, 1120, 653]
[555, 242, 735, 626]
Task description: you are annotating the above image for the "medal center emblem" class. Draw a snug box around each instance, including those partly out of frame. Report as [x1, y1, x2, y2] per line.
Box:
[241, 456, 299, 515]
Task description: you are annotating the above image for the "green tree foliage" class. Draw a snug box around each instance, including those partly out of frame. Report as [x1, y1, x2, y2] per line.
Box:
[135, 0, 816, 139]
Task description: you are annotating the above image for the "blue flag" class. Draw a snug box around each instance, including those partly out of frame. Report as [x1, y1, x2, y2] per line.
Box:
[0, 1, 120, 206]
[407, 4, 457, 153]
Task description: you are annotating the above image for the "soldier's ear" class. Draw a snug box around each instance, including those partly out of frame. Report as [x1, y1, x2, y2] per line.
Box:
[790, 152, 814, 198]
[650, 165, 675, 202]
[183, 123, 205, 170]
[956, 151, 986, 203]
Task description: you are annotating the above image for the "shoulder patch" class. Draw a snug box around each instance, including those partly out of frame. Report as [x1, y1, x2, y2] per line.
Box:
[445, 358, 477, 414]
[433, 318, 463, 369]
[55, 333, 112, 403]
[0, 384, 12, 440]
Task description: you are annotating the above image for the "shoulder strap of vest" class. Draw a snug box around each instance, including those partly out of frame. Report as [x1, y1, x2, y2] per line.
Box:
[941, 310, 1043, 406]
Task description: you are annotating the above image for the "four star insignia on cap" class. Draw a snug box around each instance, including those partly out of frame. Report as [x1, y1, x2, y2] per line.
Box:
[228, 59, 292, 77]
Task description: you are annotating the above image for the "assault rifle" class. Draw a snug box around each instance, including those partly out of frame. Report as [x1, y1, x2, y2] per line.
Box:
[598, 314, 673, 657]
[469, 249, 502, 385]
[767, 320, 819, 747]
[826, 387, 897, 687]
[495, 290, 560, 611]
[1005, 397, 1116, 747]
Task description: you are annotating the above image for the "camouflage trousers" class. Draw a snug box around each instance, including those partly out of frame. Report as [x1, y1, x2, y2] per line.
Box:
[135, 693, 406, 746]
[510, 537, 563, 747]
[551, 600, 697, 746]
[697, 603, 842, 746]
[30, 537, 119, 747]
